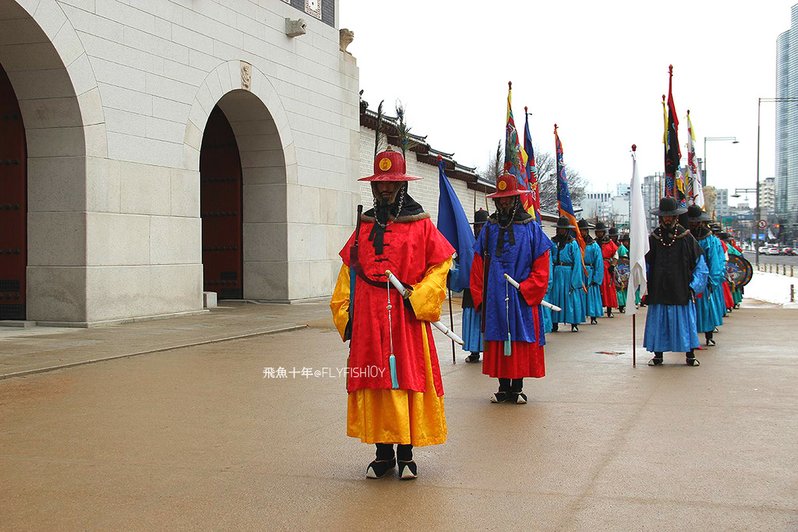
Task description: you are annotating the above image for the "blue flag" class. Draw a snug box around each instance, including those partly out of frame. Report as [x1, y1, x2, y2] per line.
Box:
[436, 158, 475, 293]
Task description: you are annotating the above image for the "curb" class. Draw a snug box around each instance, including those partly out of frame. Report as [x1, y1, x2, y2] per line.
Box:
[0, 324, 308, 381]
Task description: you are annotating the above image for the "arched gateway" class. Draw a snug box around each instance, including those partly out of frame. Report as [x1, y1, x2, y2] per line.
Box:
[1, 1, 359, 324]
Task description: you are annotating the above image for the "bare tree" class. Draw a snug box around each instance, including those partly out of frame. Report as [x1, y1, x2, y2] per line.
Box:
[528, 149, 587, 214]
[481, 140, 503, 184]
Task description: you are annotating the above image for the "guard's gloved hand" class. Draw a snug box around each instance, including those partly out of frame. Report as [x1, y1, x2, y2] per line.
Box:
[401, 286, 415, 315]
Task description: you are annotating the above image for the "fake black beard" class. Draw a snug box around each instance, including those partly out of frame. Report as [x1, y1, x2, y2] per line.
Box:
[662, 222, 677, 238]
[374, 198, 394, 226]
[497, 206, 516, 225]
[692, 225, 709, 238]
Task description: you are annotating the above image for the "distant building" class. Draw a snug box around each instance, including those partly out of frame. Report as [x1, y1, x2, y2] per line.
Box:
[761, 176, 777, 215]
[776, 3, 798, 222]
[642, 173, 663, 229]
[715, 189, 731, 218]
[577, 190, 629, 229]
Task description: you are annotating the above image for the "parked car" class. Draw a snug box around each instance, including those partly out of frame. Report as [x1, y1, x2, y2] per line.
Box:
[782, 247, 796, 256]
[763, 246, 781, 255]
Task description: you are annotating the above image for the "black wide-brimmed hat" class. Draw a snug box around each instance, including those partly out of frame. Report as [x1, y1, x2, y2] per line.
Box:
[650, 196, 687, 216]
[556, 216, 575, 229]
[595, 221, 607, 232]
[577, 219, 591, 229]
[608, 226, 619, 236]
[473, 208, 489, 225]
[687, 205, 711, 222]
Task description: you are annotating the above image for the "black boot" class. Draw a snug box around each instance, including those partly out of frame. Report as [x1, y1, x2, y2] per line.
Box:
[607, 307, 614, 318]
[465, 352, 480, 363]
[648, 352, 663, 366]
[705, 332, 715, 347]
[366, 444, 396, 479]
[686, 350, 700, 366]
[571, 323, 579, 332]
[397, 444, 416, 480]
[619, 306, 625, 314]
[491, 378, 511, 403]
[509, 379, 527, 404]
[551, 323, 559, 332]
[590, 317, 598, 325]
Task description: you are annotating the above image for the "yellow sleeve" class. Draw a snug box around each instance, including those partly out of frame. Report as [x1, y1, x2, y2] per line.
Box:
[330, 264, 350, 341]
[407, 256, 453, 322]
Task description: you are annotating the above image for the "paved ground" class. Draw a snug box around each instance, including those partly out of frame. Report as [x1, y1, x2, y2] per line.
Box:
[1, 299, 797, 530]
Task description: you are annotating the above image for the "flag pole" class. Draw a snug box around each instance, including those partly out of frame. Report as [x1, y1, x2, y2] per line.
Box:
[632, 313, 637, 368]
[448, 288, 455, 364]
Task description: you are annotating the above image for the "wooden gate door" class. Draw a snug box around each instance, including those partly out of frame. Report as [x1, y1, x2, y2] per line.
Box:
[0, 65, 26, 320]
[200, 106, 243, 299]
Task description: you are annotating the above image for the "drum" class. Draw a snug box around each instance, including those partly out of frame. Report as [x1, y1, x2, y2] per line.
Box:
[726, 254, 753, 287]
[615, 256, 630, 290]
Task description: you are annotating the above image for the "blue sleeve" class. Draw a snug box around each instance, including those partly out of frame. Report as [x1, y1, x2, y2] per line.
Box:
[592, 245, 604, 285]
[569, 243, 584, 289]
[447, 259, 463, 293]
[708, 239, 726, 287]
[690, 254, 709, 294]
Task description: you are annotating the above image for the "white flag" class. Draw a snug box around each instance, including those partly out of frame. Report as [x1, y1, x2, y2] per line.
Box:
[686, 111, 704, 207]
[626, 146, 650, 316]
[693, 176, 705, 208]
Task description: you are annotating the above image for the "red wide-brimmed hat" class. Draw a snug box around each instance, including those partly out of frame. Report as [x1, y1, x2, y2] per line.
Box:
[358, 149, 421, 182]
[486, 172, 530, 198]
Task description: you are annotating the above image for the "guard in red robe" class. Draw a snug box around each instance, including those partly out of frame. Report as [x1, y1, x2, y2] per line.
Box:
[595, 222, 619, 317]
[330, 149, 454, 480]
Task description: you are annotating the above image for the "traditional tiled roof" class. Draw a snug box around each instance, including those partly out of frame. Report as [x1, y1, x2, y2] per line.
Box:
[360, 103, 483, 186]
[360, 100, 559, 224]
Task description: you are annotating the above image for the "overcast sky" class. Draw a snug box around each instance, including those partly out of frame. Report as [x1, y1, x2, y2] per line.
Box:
[340, 1, 797, 205]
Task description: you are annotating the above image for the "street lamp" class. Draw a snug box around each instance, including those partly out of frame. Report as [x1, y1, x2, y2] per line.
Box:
[756, 97, 798, 267]
[731, 187, 757, 248]
[702, 136, 739, 186]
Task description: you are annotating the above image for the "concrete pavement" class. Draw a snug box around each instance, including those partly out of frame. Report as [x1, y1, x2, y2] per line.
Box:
[1, 299, 797, 530]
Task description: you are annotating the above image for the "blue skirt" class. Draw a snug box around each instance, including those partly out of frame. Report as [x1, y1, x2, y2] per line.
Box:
[461, 307, 483, 353]
[585, 284, 603, 317]
[695, 289, 722, 332]
[547, 265, 585, 325]
[643, 304, 699, 353]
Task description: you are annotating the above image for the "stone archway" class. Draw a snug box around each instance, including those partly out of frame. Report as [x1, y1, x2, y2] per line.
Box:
[0, 0, 106, 322]
[186, 63, 294, 302]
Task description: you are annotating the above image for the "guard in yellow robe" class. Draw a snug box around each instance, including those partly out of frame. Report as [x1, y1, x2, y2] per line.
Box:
[330, 148, 454, 480]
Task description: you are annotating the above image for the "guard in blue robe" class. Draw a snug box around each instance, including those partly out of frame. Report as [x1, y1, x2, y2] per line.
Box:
[687, 206, 724, 346]
[469, 173, 552, 404]
[578, 219, 604, 324]
[461, 209, 489, 363]
[546, 216, 585, 332]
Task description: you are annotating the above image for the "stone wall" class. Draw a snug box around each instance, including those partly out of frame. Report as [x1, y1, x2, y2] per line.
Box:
[2, 0, 359, 324]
